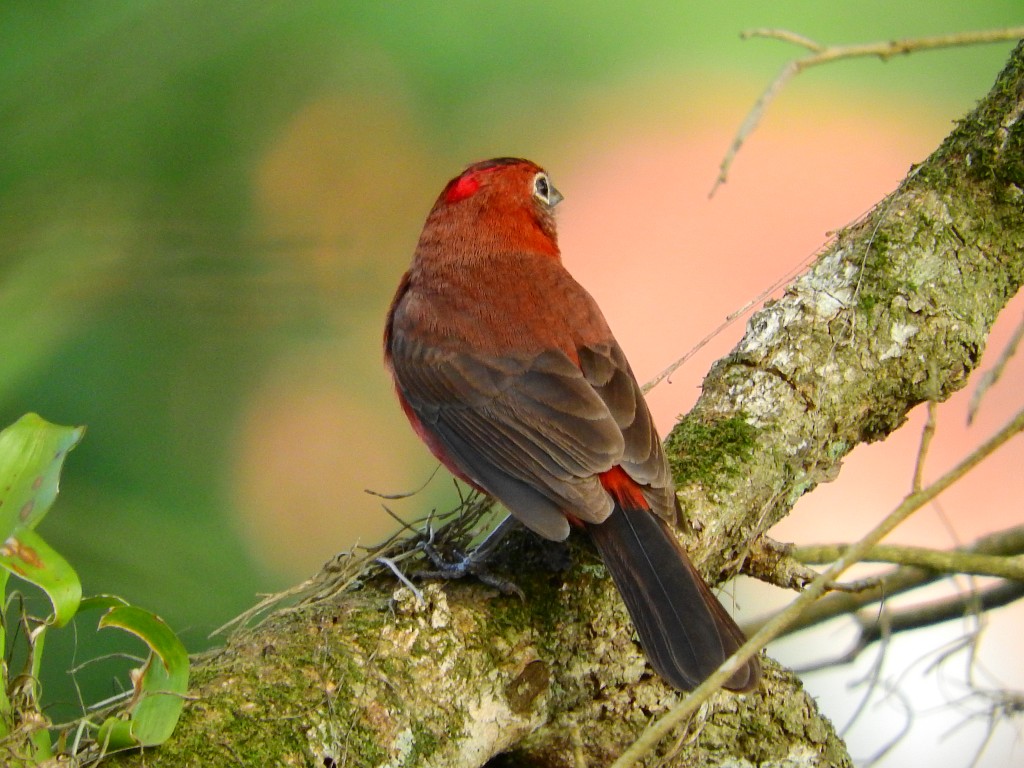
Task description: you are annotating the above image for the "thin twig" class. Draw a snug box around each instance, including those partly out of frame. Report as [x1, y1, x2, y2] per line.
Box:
[375, 556, 425, 603]
[364, 463, 442, 499]
[748, 525, 1024, 638]
[839, 611, 890, 736]
[610, 405, 1024, 768]
[791, 542, 1024, 581]
[796, 580, 1024, 672]
[855, 581, 1024, 655]
[710, 26, 1024, 195]
[913, 401, 939, 491]
[860, 684, 915, 768]
[643, 250, 816, 392]
[968, 312, 1024, 424]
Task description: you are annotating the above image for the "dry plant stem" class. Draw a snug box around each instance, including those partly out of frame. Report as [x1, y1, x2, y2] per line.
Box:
[643, 255, 811, 393]
[792, 543, 1024, 581]
[711, 26, 1024, 193]
[746, 27, 1024, 57]
[642, 296, 759, 394]
[611, 405, 1024, 768]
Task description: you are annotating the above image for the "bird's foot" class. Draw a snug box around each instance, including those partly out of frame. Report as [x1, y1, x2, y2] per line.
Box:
[417, 520, 524, 598]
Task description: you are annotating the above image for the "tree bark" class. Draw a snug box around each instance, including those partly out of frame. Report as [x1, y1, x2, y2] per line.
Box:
[109, 42, 1024, 768]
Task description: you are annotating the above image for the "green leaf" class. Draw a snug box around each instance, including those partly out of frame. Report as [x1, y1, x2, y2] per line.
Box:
[0, 413, 84, 537]
[0, 527, 82, 627]
[78, 594, 130, 613]
[95, 604, 190, 751]
[0, 414, 85, 628]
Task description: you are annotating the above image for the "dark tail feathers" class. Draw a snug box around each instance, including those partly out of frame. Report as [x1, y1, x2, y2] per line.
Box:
[586, 505, 760, 691]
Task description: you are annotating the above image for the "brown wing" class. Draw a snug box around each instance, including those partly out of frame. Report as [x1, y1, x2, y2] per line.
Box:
[576, 342, 677, 521]
[388, 326, 676, 540]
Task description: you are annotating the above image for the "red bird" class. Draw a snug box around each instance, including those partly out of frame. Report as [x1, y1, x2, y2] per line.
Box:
[384, 158, 759, 692]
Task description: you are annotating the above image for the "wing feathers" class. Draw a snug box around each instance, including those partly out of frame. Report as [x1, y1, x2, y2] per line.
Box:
[390, 324, 673, 530]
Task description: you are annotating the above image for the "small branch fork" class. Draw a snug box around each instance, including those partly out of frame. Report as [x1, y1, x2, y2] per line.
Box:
[792, 538, 1024, 583]
[710, 26, 1024, 196]
[745, 526, 1024, 641]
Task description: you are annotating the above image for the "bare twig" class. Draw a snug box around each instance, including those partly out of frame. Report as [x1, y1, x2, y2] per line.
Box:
[961, 688, 1024, 768]
[748, 525, 1024, 638]
[710, 26, 1024, 195]
[913, 401, 939, 491]
[968, 313, 1024, 424]
[364, 463, 442, 499]
[857, 581, 1024, 655]
[860, 683, 915, 768]
[212, 488, 498, 635]
[642, 251, 814, 392]
[838, 612, 891, 736]
[791, 542, 1024, 581]
[744, 535, 884, 592]
[375, 556, 425, 603]
[645, 225, 866, 396]
[797, 580, 1024, 672]
[641, 298, 757, 393]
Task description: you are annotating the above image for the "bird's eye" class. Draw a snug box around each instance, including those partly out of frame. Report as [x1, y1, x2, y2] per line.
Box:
[532, 171, 561, 206]
[533, 173, 550, 201]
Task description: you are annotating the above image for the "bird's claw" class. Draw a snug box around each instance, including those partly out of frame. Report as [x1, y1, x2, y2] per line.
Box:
[417, 536, 524, 598]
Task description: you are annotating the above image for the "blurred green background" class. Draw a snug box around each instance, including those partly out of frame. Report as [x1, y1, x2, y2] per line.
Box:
[3, 0, 1021, 757]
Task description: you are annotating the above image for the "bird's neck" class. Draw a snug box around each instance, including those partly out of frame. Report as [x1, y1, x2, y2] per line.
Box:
[420, 202, 561, 263]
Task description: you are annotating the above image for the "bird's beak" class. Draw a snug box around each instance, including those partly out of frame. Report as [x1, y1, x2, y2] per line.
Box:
[548, 183, 564, 208]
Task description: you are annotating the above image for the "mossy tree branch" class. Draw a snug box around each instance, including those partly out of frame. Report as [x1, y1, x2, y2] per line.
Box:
[668, 40, 1024, 585]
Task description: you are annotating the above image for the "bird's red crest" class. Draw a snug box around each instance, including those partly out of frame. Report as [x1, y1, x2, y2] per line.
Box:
[442, 158, 533, 204]
[444, 173, 481, 204]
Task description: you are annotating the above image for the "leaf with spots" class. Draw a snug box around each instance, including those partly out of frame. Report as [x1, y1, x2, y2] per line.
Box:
[0, 413, 85, 626]
[0, 527, 81, 627]
[0, 413, 84, 537]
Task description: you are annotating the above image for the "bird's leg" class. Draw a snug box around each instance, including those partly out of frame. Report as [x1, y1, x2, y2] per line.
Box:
[418, 514, 524, 597]
[468, 513, 521, 561]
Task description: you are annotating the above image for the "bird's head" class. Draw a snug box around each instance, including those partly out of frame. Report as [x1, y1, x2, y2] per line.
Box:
[421, 158, 564, 259]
